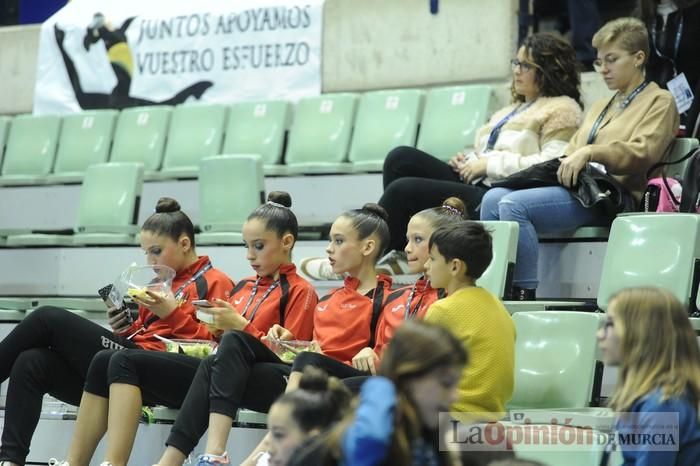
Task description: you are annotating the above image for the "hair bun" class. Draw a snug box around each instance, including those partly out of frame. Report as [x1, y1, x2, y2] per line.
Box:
[361, 203, 389, 222]
[442, 197, 467, 218]
[267, 191, 292, 208]
[155, 197, 181, 214]
[297, 366, 331, 393]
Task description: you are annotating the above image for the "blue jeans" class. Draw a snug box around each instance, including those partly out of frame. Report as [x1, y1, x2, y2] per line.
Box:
[480, 187, 604, 289]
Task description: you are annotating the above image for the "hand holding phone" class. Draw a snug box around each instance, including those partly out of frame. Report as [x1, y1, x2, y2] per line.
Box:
[99, 284, 133, 333]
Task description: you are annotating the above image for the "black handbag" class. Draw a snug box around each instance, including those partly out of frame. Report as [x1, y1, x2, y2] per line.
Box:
[491, 158, 636, 218]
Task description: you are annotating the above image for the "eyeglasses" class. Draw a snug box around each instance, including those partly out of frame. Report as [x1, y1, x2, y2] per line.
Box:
[593, 53, 638, 72]
[510, 58, 536, 73]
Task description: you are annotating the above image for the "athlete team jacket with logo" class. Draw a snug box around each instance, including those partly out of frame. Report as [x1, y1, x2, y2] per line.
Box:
[228, 263, 317, 341]
[312, 274, 393, 365]
[373, 277, 444, 358]
[118, 255, 234, 351]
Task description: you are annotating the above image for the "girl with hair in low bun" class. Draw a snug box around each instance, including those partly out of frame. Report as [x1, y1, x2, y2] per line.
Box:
[0, 198, 234, 466]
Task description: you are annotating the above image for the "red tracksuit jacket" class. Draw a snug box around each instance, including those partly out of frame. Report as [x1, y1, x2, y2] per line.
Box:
[373, 277, 444, 358]
[312, 274, 393, 365]
[229, 263, 317, 341]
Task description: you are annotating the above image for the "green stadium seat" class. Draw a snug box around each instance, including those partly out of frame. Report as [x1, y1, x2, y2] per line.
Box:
[35, 297, 105, 312]
[349, 89, 423, 172]
[509, 311, 600, 409]
[110, 106, 171, 179]
[5, 162, 144, 246]
[285, 93, 357, 174]
[196, 155, 264, 245]
[0, 310, 26, 321]
[0, 298, 36, 311]
[476, 221, 518, 299]
[0, 114, 61, 185]
[664, 137, 699, 179]
[510, 213, 700, 314]
[416, 85, 493, 160]
[223, 100, 291, 176]
[539, 226, 610, 241]
[159, 104, 227, 179]
[596, 214, 700, 311]
[0, 116, 11, 165]
[46, 110, 118, 184]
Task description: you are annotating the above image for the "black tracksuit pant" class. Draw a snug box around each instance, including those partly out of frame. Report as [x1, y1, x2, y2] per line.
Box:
[379, 146, 487, 251]
[0, 306, 137, 465]
[166, 331, 290, 456]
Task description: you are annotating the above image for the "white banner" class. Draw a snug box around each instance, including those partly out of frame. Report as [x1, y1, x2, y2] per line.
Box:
[33, 0, 324, 114]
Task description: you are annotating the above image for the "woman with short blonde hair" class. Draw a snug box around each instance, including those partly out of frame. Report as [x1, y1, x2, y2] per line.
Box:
[591, 17, 650, 61]
[598, 287, 700, 465]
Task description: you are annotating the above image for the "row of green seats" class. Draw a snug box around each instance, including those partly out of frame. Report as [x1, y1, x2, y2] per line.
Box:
[0, 85, 494, 185]
[0, 155, 264, 247]
[507, 213, 700, 316]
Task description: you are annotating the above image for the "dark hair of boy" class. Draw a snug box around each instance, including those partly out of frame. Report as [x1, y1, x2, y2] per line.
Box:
[428, 221, 493, 280]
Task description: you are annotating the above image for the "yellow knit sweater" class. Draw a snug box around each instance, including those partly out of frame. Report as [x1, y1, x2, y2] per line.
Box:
[425, 286, 515, 418]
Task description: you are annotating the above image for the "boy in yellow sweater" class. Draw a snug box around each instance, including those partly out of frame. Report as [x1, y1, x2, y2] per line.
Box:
[424, 220, 515, 419]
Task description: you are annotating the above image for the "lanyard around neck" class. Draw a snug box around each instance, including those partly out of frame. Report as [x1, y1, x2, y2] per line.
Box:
[586, 81, 649, 145]
[240, 277, 280, 322]
[486, 101, 534, 151]
[403, 278, 427, 321]
[174, 261, 212, 300]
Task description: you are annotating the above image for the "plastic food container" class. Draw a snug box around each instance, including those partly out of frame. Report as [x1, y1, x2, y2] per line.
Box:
[123, 265, 176, 299]
[163, 339, 217, 359]
[266, 340, 312, 363]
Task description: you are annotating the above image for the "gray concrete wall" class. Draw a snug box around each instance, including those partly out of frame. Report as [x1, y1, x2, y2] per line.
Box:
[0, 25, 40, 115]
[322, 0, 518, 91]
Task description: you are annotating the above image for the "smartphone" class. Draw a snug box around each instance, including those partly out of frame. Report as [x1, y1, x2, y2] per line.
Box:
[98, 284, 134, 323]
[192, 299, 214, 308]
[196, 309, 216, 324]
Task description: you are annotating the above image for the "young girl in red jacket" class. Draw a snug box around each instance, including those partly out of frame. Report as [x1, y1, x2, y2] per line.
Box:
[286, 197, 467, 392]
[368, 197, 467, 366]
[0, 198, 234, 466]
[153, 203, 393, 466]
[54, 192, 316, 466]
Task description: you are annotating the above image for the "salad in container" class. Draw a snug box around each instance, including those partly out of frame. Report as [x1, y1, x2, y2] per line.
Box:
[266, 340, 312, 363]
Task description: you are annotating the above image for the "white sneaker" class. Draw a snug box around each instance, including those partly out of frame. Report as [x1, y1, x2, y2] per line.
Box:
[299, 257, 342, 281]
[48, 460, 69, 466]
[376, 250, 410, 276]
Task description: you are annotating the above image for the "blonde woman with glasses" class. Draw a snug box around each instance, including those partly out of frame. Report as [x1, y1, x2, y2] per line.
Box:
[598, 287, 700, 465]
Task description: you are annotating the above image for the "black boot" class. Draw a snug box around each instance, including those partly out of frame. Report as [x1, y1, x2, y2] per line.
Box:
[511, 286, 536, 301]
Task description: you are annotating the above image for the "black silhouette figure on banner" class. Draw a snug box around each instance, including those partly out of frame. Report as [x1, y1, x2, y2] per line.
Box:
[54, 13, 212, 110]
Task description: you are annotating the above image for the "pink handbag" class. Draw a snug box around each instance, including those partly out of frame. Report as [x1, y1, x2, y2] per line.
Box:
[642, 176, 682, 212]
